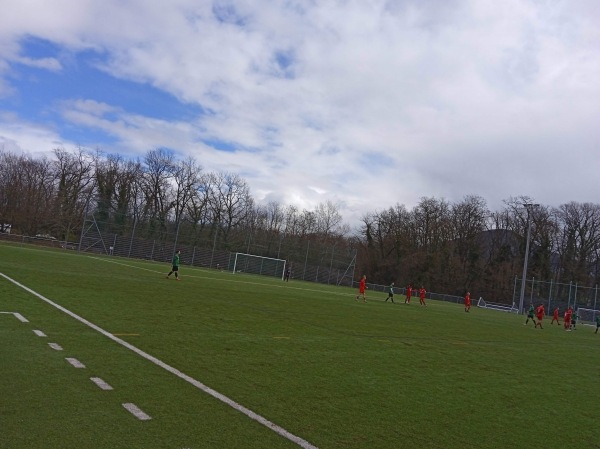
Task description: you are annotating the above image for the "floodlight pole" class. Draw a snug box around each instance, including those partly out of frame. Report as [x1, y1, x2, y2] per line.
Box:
[518, 203, 538, 314]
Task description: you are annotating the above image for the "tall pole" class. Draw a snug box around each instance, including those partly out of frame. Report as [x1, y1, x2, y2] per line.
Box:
[210, 223, 219, 269]
[518, 203, 537, 314]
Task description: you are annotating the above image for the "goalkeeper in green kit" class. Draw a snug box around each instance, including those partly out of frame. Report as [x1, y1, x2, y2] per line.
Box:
[596, 315, 600, 334]
[524, 304, 536, 326]
[166, 250, 181, 280]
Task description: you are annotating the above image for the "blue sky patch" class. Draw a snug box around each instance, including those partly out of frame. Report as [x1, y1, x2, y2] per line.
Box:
[6, 36, 205, 146]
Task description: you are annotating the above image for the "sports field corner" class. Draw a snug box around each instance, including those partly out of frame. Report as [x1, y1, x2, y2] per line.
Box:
[1, 242, 599, 449]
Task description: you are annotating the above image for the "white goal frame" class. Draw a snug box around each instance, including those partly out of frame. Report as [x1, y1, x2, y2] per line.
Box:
[232, 253, 287, 280]
[477, 297, 519, 313]
[574, 308, 600, 327]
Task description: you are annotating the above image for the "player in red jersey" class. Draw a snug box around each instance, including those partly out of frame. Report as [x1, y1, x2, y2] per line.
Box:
[534, 304, 545, 329]
[419, 286, 426, 306]
[405, 285, 412, 304]
[564, 307, 573, 331]
[551, 307, 560, 325]
[464, 292, 471, 313]
[355, 275, 367, 303]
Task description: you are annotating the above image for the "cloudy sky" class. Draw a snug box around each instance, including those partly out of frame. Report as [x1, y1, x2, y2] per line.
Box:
[1, 0, 599, 225]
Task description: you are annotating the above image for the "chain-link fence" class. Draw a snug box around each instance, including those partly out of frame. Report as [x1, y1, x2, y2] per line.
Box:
[77, 215, 357, 287]
[513, 276, 600, 318]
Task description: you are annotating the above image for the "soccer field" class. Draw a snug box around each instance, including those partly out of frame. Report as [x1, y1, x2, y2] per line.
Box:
[1, 243, 598, 449]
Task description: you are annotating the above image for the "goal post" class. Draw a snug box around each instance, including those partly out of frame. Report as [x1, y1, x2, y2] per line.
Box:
[232, 253, 286, 280]
[575, 308, 600, 327]
[477, 297, 519, 313]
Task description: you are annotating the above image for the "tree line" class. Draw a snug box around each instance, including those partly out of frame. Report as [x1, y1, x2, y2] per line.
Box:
[1, 147, 599, 301]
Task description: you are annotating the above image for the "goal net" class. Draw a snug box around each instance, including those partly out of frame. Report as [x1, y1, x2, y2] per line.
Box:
[232, 253, 286, 280]
[477, 297, 518, 313]
[575, 308, 600, 327]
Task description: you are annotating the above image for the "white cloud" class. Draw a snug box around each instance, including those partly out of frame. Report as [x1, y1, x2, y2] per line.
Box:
[1, 0, 600, 225]
[0, 113, 67, 157]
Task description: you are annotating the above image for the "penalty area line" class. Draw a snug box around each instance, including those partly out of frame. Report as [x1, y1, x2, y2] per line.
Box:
[0, 271, 319, 449]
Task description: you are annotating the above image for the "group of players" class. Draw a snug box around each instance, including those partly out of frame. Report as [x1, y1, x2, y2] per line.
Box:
[355, 275, 427, 305]
[355, 275, 600, 334]
[522, 303, 600, 333]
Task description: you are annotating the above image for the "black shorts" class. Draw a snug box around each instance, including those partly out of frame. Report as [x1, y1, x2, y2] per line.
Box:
[171, 266, 179, 272]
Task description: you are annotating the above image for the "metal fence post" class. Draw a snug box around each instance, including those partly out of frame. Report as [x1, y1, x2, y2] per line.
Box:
[530, 277, 535, 304]
[303, 241, 309, 281]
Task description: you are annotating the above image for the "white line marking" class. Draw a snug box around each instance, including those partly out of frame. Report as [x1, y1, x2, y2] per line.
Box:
[13, 312, 29, 322]
[123, 403, 152, 420]
[90, 377, 113, 390]
[48, 343, 63, 351]
[0, 271, 319, 449]
[33, 329, 47, 337]
[0, 311, 29, 322]
[66, 357, 86, 368]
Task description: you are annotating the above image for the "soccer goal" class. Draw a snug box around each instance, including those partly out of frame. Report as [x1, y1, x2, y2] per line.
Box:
[231, 253, 286, 280]
[574, 308, 600, 327]
[477, 297, 519, 313]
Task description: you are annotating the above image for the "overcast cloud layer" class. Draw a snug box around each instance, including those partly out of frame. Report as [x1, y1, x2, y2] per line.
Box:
[1, 0, 599, 224]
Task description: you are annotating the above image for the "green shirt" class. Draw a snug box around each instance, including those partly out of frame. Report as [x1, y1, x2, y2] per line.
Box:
[172, 253, 180, 267]
[527, 306, 535, 317]
[596, 315, 600, 325]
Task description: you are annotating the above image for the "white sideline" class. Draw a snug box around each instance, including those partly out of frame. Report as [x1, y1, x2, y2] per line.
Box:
[33, 329, 47, 337]
[0, 271, 319, 449]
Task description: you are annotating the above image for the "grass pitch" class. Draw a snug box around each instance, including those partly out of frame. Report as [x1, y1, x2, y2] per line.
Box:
[1, 243, 598, 449]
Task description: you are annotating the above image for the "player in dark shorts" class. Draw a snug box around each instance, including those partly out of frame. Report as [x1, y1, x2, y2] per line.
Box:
[524, 304, 536, 326]
[166, 250, 181, 280]
[385, 282, 395, 303]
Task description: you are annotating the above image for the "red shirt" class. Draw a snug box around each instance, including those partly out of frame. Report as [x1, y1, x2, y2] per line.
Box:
[407, 287, 412, 297]
[359, 278, 366, 293]
[465, 293, 471, 305]
[553, 308, 559, 318]
[419, 288, 426, 299]
[536, 305, 545, 319]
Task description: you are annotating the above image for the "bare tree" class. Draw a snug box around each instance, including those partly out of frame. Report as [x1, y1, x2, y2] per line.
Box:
[449, 195, 489, 289]
[52, 147, 95, 240]
[140, 148, 175, 236]
[0, 151, 55, 235]
[553, 202, 600, 285]
[209, 172, 253, 242]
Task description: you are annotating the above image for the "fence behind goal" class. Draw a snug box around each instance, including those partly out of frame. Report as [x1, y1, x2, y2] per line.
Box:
[73, 215, 356, 287]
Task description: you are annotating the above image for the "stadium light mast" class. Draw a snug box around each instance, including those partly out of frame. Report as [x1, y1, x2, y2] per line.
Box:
[518, 203, 539, 314]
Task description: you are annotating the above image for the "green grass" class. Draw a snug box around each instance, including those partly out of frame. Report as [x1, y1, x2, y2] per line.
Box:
[1, 242, 599, 449]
